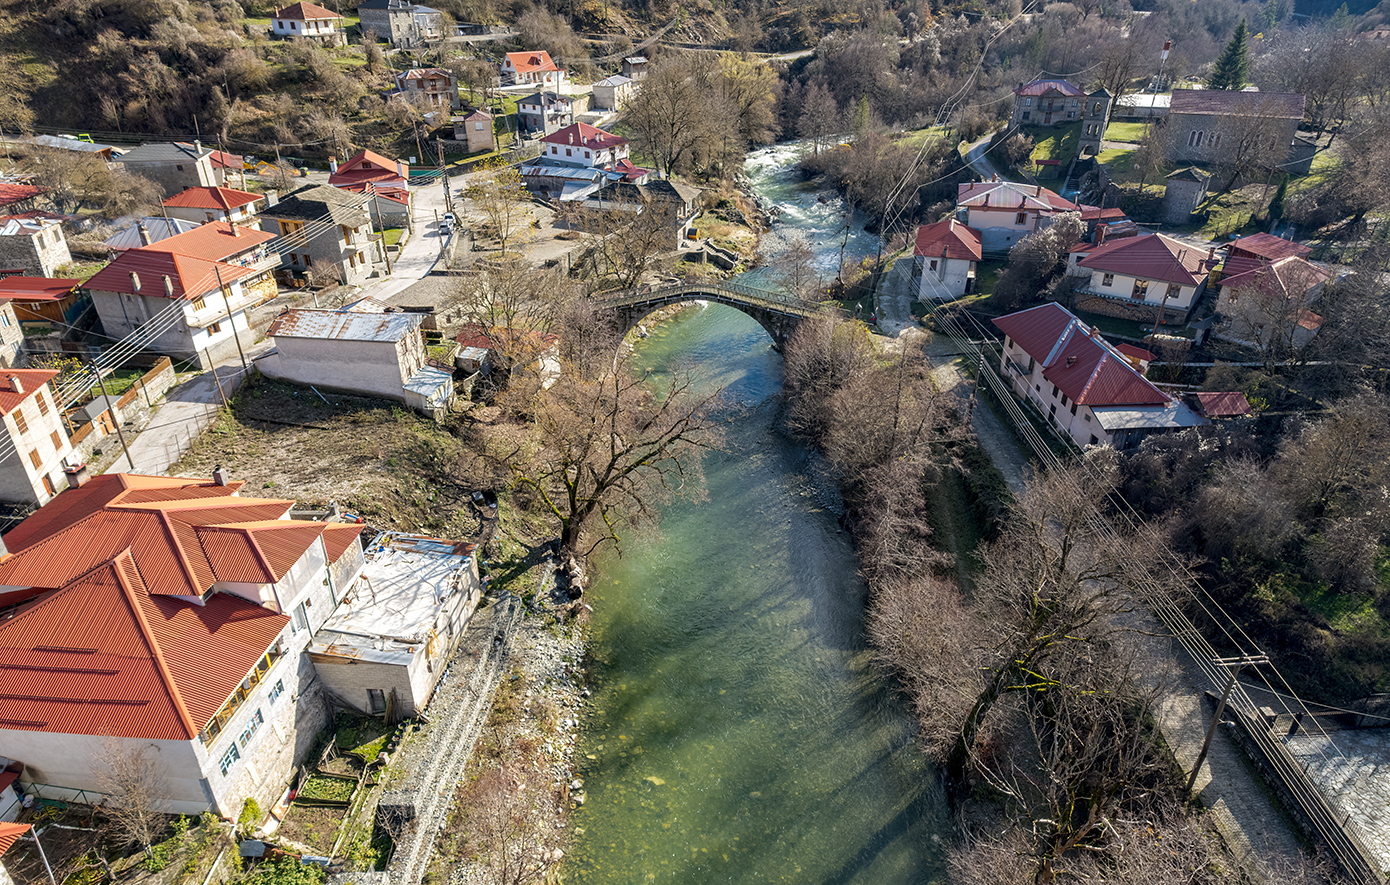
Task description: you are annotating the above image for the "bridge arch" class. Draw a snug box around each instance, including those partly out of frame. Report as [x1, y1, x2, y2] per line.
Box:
[591, 282, 842, 351]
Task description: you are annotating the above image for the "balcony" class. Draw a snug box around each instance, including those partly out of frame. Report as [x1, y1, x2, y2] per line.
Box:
[198, 640, 285, 746]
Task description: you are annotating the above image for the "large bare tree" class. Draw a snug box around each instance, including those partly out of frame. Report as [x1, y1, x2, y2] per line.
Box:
[91, 738, 170, 855]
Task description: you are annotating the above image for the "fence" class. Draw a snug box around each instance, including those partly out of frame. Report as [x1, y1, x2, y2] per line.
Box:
[64, 357, 176, 466]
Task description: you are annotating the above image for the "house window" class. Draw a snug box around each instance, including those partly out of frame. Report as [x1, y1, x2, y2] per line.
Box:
[176, 164, 184, 171]
[239, 709, 264, 749]
[1084, 413, 1092, 422]
[1070, 403, 1078, 416]
[1050, 384, 1059, 398]
[219, 743, 240, 776]
[367, 689, 386, 714]
[584, 150, 591, 158]
[28, 448, 40, 469]
[289, 253, 300, 266]
[1, 313, 8, 327]
[209, 321, 222, 334]
[192, 296, 207, 310]
[1027, 357, 1035, 372]
[1067, 111, 1075, 119]
[1090, 435, 1099, 445]
[279, 220, 305, 236]
[303, 254, 313, 267]
[1101, 273, 1114, 287]
[1025, 98, 1032, 106]
[929, 259, 938, 271]
[1015, 212, 1027, 225]
[13, 410, 26, 434]
[1188, 130, 1202, 148]
[565, 148, 572, 156]
[1093, 101, 1103, 114]
[1208, 132, 1220, 148]
[1166, 283, 1180, 299]
[50, 430, 61, 450]
[475, 122, 485, 131]
[269, 679, 285, 704]
[35, 391, 48, 415]
[550, 146, 557, 154]
[294, 601, 309, 632]
[1131, 279, 1149, 299]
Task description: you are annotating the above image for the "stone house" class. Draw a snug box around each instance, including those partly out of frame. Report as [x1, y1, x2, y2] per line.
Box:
[1164, 90, 1309, 172]
[1077, 87, 1113, 157]
[162, 186, 264, 225]
[910, 218, 982, 300]
[259, 185, 381, 286]
[518, 91, 574, 136]
[396, 68, 459, 109]
[1010, 78, 1087, 127]
[0, 472, 367, 818]
[590, 75, 635, 111]
[502, 51, 566, 90]
[1214, 254, 1329, 350]
[1163, 167, 1210, 224]
[0, 369, 73, 505]
[328, 151, 412, 228]
[956, 180, 1080, 253]
[357, 0, 443, 46]
[1066, 231, 1219, 324]
[994, 302, 1207, 450]
[86, 222, 278, 369]
[578, 178, 702, 246]
[621, 56, 648, 80]
[114, 143, 217, 195]
[0, 218, 70, 278]
[0, 301, 21, 368]
[453, 110, 496, 154]
[271, 1, 346, 45]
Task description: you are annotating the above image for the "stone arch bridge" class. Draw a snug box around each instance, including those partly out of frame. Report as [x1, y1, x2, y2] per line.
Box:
[590, 280, 846, 349]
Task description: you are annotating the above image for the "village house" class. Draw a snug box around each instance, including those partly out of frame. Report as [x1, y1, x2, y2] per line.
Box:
[0, 370, 73, 505]
[621, 56, 649, 80]
[454, 324, 560, 388]
[1214, 254, 1330, 350]
[0, 300, 22, 368]
[1066, 231, 1218, 324]
[523, 123, 644, 199]
[0, 217, 70, 278]
[541, 122, 629, 170]
[396, 68, 459, 109]
[502, 51, 567, 90]
[0, 186, 43, 216]
[994, 302, 1207, 449]
[1164, 90, 1312, 173]
[0, 472, 368, 818]
[270, 1, 346, 45]
[910, 218, 982, 300]
[115, 143, 217, 195]
[357, 0, 444, 47]
[578, 178, 701, 244]
[452, 110, 496, 154]
[590, 74, 635, 111]
[162, 186, 264, 225]
[86, 222, 278, 368]
[308, 533, 482, 718]
[1, 822, 30, 884]
[171, 144, 244, 188]
[257, 307, 453, 419]
[0, 277, 86, 337]
[1010, 78, 1087, 127]
[517, 91, 574, 136]
[956, 180, 1080, 253]
[259, 185, 382, 286]
[329, 151, 412, 228]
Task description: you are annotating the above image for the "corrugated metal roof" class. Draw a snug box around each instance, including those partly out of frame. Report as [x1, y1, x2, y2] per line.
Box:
[1186, 391, 1252, 418]
[268, 308, 422, 341]
[0, 370, 58, 418]
[993, 302, 1077, 361]
[330, 150, 408, 189]
[102, 218, 201, 251]
[0, 184, 43, 206]
[147, 220, 275, 262]
[1169, 90, 1305, 119]
[1219, 255, 1328, 297]
[957, 181, 1078, 213]
[1090, 400, 1208, 431]
[0, 277, 80, 301]
[275, 0, 340, 19]
[322, 524, 364, 562]
[116, 143, 212, 165]
[0, 822, 30, 856]
[1228, 232, 1312, 262]
[1077, 232, 1211, 287]
[542, 122, 627, 150]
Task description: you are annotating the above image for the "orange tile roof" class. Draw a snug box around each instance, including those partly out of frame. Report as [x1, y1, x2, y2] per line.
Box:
[0, 370, 57, 417]
[329, 150, 408, 188]
[321, 523, 363, 561]
[3, 474, 245, 553]
[162, 187, 263, 212]
[0, 277, 81, 301]
[85, 250, 256, 300]
[506, 51, 559, 75]
[146, 220, 275, 262]
[913, 218, 982, 262]
[0, 550, 288, 740]
[275, 1, 341, 20]
[0, 822, 30, 856]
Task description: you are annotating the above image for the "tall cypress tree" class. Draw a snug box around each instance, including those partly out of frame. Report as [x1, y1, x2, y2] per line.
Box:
[1209, 20, 1251, 91]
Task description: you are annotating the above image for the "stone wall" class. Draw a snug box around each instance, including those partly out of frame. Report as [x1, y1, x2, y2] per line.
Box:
[1075, 292, 1187, 326]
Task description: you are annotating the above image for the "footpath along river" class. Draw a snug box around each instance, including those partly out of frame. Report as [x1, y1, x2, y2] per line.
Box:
[563, 144, 949, 884]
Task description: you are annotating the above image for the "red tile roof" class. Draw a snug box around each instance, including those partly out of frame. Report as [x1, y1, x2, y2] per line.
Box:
[957, 181, 1078, 213]
[0, 550, 288, 740]
[1169, 90, 1305, 119]
[1219, 256, 1328, 298]
[913, 219, 982, 262]
[86, 250, 256, 300]
[1115, 343, 1156, 362]
[163, 187, 263, 211]
[274, 1, 340, 20]
[321, 523, 363, 561]
[0, 822, 29, 856]
[993, 302, 1170, 407]
[541, 122, 627, 151]
[1014, 78, 1085, 97]
[1186, 391, 1252, 418]
[338, 182, 411, 205]
[1228, 232, 1312, 262]
[0, 370, 58, 418]
[0, 277, 81, 301]
[1079, 205, 1126, 222]
[0, 184, 43, 207]
[330, 150, 408, 190]
[1077, 232, 1211, 287]
[3, 474, 244, 553]
[505, 51, 559, 75]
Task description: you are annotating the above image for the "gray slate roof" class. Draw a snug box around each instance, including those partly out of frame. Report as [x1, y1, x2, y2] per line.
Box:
[264, 184, 371, 223]
[115, 142, 213, 164]
[1169, 90, 1305, 119]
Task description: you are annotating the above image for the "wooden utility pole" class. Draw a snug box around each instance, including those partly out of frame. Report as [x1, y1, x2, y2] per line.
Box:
[1186, 654, 1269, 796]
[213, 265, 249, 373]
[437, 136, 453, 214]
[92, 359, 135, 473]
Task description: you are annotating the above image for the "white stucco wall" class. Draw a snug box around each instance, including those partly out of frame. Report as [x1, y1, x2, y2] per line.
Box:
[6, 732, 209, 814]
[965, 206, 1040, 252]
[914, 256, 975, 300]
[258, 337, 412, 402]
[999, 337, 1112, 449]
[0, 385, 72, 506]
[1084, 270, 1198, 312]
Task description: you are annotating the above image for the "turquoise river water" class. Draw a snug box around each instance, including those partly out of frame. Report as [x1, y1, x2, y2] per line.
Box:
[564, 145, 949, 884]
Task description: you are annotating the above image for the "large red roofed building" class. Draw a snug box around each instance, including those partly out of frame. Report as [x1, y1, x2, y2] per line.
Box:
[911, 218, 982, 300]
[956, 180, 1080, 252]
[162, 186, 264, 224]
[1066, 231, 1219, 323]
[0, 473, 366, 817]
[540, 122, 629, 171]
[994, 302, 1206, 449]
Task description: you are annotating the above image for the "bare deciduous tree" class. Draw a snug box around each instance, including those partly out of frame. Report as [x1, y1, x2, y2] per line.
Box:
[459, 767, 559, 885]
[91, 738, 170, 855]
[464, 162, 532, 257]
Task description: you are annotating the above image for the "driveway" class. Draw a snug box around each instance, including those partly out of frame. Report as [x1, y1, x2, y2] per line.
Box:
[963, 132, 1004, 181]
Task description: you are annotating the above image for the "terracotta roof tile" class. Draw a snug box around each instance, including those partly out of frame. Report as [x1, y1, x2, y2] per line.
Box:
[85, 250, 256, 300]
[541, 122, 627, 150]
[506, 51, 559, 74]
[1077, 232, 1211, 287]
[0, 370, 58, 417]
[321, 523, 364, 562]
[274, 1, 340, 20]
[1228, 232, 1311, 262]
[0, 822, 30, 856]
[162, 187, 263, 212]
[913, 219, 982, 262]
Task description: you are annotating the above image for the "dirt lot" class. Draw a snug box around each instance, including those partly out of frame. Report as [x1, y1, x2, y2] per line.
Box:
[173, 379, 501, 539]
[276, 803, 347, 856]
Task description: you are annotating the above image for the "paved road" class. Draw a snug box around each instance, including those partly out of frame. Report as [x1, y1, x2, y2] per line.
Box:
[963, 132, 1004, 181]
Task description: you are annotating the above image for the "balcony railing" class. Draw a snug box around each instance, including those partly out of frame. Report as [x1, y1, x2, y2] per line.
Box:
[199, 640, 285, 746]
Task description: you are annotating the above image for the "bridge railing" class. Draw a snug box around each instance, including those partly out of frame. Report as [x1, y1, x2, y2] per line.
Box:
[592, 281, 849, 320]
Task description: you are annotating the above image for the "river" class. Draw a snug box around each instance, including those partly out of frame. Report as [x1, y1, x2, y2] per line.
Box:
[563, 144, 948, 884]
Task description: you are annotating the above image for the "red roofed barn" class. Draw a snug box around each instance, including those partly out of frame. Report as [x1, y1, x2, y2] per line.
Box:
[994, 303, 1206, 449]
[911, 219, 982, 299]
[0, 473, 367, 816]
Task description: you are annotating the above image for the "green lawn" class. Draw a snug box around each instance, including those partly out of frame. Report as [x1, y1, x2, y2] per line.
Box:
[896, 125, 951, 148]
[1022, 122, 1082, 163]
[383, 227, 405, 246]
[87, 368, 145, 401]
[1103, 121, 1149, 143]
[1096, 147, 1137, 175]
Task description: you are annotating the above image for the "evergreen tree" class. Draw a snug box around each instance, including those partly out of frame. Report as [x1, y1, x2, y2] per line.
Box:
[1260, 0, 1279, 35]
[1267, 175, 1289, 222]
[1209, 20, 1251, 91]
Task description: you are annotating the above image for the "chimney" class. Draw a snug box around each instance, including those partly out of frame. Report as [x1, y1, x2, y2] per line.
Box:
[194, 139, 202, 154]
[230, 220, 240, 238]
[7, 375, 23, 395]
[1067, 356, 1077, 367]
[163, 275, 174, 297]
[329, 157, 339, 173]
[137, 222, 152, 246]
[65, 461, 89, 489]
[130, 272, 142, 292]
[1096, 225, 1107, 246]
[213, 465, 229, 486]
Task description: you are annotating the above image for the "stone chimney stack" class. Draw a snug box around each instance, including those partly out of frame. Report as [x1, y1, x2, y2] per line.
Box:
[8, 375, 23, 395]
[138, 222, 152, 246]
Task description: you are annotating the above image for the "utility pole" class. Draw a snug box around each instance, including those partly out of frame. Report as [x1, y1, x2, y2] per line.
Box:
[1186, 654, 1269, 796]
[438, 136, 453, 214]
[92, 359, 135, 473]
[213, 265, 249, 373]
[369, 184, 393, 274]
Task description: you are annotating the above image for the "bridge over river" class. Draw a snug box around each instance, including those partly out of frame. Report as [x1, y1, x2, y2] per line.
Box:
[591, 279, 848, 349]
